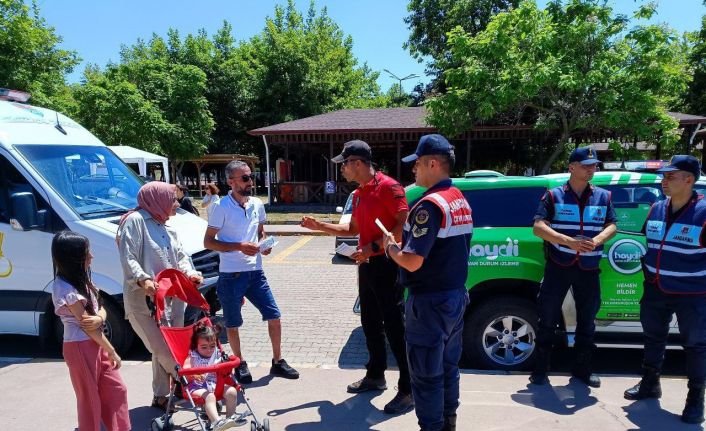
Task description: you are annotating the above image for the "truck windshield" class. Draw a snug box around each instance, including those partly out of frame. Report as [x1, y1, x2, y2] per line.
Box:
[15, 145, 142, 219]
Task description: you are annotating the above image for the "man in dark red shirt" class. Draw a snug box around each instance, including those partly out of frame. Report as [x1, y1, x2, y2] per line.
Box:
[301, 140, 413, 415]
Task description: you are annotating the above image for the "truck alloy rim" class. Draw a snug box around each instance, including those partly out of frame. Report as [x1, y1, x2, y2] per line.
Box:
[482, 315, 535, 365]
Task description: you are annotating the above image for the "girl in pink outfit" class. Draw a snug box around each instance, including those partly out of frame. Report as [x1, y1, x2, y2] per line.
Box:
[52, 230, 131, 431]
[183, 323, 243, 431]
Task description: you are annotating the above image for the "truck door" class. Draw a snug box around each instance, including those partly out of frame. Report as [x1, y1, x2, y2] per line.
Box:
[597, 183, 661, 321]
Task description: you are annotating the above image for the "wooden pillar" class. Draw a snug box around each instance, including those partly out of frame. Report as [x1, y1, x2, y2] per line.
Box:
[196, 162, 203, 197]
[329, 141, 334, 181]
[396, 136, 401, 180]
[466, 136, 472, 172]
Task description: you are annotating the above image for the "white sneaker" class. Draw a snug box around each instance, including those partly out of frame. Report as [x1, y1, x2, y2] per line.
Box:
[229, 413, 248, 426]
[212, 417, 236, 431]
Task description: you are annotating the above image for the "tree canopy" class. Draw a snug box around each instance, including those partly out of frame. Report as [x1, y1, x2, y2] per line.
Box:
[70, 0, 390, 161]
[685, 12, 706, 116]
[427, 0, 690, 172]
[0, 0, 79, 111]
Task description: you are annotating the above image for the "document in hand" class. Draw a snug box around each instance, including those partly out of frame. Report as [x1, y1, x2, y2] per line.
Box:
[375, 218, 391, 236]
[258, 236, 278, 252]
[335, 242, 357, 257]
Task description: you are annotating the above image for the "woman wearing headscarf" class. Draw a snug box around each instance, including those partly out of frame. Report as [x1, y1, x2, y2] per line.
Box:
[117, 182, 203, 410]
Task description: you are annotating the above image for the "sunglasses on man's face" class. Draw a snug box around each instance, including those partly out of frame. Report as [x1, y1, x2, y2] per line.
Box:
[342, 158, 364, 166]
[230, 174, 255, 182]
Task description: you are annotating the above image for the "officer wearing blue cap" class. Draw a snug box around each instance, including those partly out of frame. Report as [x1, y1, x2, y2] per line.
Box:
[624, 155, 706, 424]
[384, 134, 472, 431]
[530, 145, 617, 388]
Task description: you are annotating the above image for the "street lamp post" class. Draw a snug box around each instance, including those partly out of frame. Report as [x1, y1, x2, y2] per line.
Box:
[383, 69, 419, 101]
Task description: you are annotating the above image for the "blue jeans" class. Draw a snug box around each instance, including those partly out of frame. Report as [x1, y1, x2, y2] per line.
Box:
[216, 270, 281, 328]
[405, 288, 469, 431]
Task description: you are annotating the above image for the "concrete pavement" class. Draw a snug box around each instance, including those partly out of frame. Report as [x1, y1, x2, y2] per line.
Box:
[1, 359, 702, 430]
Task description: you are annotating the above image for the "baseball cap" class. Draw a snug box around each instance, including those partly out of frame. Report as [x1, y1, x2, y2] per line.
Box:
[331, 140, 372, 163]
[569, 146, 600, 165]
[402, 134, 455, 163]
[658, 155, 701, 180]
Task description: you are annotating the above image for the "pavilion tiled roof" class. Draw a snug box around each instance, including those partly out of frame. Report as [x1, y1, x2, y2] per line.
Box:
[667, 112, 706, 124]
[248, 107, 434, 135]
[248, 107, 706, 136]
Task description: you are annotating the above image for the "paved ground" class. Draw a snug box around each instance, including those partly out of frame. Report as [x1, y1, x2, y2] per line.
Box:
[0, 234, 700, 430]
[227, 235, 369, 368]
[2, 361, 702, 431]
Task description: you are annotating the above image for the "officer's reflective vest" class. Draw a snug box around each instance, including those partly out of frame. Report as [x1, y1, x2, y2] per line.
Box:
[643, 195, 706, 294]
[546, 184, 611, 270]
[412, 187, 473, 240]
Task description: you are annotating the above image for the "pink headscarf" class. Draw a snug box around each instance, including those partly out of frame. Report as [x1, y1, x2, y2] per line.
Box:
[118, 182, 177, 228]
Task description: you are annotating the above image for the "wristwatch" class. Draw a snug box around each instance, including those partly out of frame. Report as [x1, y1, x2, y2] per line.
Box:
[371, 241, 380, 253]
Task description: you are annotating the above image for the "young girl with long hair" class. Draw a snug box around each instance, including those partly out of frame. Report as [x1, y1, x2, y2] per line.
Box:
[51, 230, 130, 431]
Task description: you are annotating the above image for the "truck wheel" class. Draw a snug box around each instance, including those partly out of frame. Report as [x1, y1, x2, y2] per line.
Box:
[463, 297, 538, 371]
[101, 299, 134, 356]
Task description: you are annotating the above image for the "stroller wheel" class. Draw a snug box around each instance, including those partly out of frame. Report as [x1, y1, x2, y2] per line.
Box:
[250, 421, 257, 431]
[263, 418, 270, 431]
[151, 418, 163, 431]
[151, 416, 174, 431]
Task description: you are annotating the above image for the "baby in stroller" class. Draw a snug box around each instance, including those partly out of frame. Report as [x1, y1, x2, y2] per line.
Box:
[150, 269, 271, 431]
[184, 322, 245, 430]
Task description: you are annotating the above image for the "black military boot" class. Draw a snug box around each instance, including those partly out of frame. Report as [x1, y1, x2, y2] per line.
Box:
[682, 380, 706, 424]
[624, 365, 662, 400]
[529, 347, 551, 385]
[572, 347, 601, 388]
[442, 414, 457, 431]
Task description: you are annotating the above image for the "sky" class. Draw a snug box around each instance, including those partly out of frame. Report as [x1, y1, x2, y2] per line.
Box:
[37, 0, 706, 94]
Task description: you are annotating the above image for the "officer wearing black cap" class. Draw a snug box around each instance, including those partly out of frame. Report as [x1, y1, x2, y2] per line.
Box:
[301, 140, 414, 415]
[624, 155, 706, 424]
[384, 134, 472, 431]
[530, 145, 617, 388]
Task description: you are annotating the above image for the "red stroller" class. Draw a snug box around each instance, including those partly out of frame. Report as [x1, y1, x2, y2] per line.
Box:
[149, 269, 270, 431]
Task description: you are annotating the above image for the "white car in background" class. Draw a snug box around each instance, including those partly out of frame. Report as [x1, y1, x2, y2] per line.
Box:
[335, 192, 358, 255]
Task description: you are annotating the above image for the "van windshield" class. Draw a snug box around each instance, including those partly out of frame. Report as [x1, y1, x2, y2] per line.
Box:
[15, 145, 142, 219]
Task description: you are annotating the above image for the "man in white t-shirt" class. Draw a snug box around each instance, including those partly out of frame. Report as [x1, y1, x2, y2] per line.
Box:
[204, 160, 299, 383]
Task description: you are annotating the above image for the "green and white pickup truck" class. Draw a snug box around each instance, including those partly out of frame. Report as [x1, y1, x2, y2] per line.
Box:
[405, 171, 706, 371]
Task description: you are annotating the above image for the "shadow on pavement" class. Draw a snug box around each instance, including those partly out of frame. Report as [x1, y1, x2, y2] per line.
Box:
[511, 378, 597, 415]
[267, 391, 396, 431]
[331, 254, 356, 265]
[622, 398, 700, 431]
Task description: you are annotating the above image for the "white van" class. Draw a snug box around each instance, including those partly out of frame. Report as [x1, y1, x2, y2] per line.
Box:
[0, 94, 219, 354]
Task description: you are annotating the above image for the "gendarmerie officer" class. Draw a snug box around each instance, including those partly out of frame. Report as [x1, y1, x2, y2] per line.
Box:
[384, 134, 472, 431]
[530, 146, 617, 387]
[624, 155, 706, 424]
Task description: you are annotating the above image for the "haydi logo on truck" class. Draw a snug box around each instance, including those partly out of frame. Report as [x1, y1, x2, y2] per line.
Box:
[470, 237, 520, 261]
[404, 171, 706, 371]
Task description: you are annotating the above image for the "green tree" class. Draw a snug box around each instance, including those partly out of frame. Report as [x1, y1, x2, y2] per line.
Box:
[428, 0, 690, 173]
[404, 0, 519, 99]
[404, 0, 520, 63]
[0, 0, 80, 111]
[224, 0, 387, 149]
[685, 12, 706, 116]
[74, 57, 214, 170]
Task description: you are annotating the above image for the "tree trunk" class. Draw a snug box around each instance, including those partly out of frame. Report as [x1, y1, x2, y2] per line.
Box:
[175, 162, 185, 185]
[539, 138, 568, 175]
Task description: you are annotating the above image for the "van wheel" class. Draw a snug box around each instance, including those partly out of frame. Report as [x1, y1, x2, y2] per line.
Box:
[463, 297, 538, 371]
[102, 299, 134, 356]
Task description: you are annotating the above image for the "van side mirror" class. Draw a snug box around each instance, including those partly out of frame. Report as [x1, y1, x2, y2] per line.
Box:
[10, 192, 45, 231]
